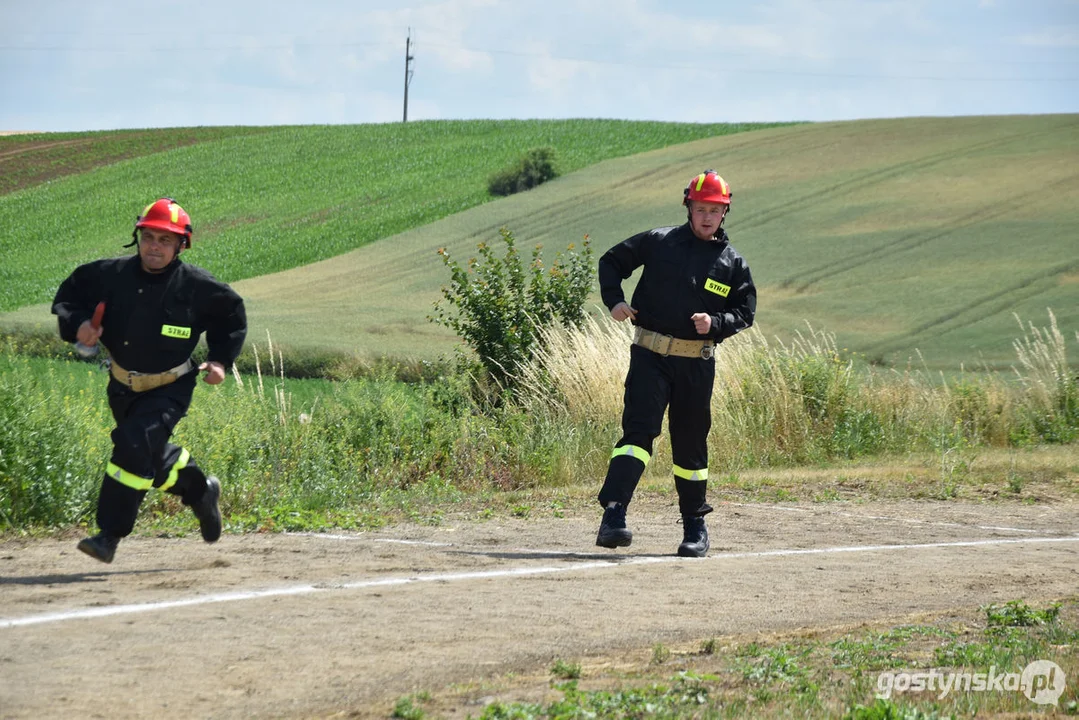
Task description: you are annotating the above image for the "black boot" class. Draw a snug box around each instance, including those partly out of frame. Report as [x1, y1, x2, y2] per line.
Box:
[77, 533, 120, 564]
[596, 503, 632, 548]
[191, 476, 222, 543]
[677, 515, 709, 558]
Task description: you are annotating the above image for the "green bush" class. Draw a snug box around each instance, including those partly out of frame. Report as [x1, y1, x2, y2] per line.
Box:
[430, 227, 593, 392]
[487, 146, 558, 196]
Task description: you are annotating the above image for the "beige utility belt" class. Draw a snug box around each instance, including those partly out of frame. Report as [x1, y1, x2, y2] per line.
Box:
[111, 358, 194, 392]
[633, 327, 715, 360]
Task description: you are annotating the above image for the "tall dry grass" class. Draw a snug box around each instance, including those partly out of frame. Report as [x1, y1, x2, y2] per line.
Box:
[518, 310, 1078, 470]
[1011, 310, 1078, 442]
[517, 311, 633, 424]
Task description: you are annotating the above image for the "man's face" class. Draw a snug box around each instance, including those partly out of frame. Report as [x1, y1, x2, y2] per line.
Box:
[688, 200, 728, 241]
[138, 227, 182, 273]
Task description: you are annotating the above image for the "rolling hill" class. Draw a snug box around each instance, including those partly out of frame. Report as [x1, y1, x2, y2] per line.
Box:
[3, 115, 1077, 371]
[0, 119, 776, 312]
[235, 114, 1079, 370]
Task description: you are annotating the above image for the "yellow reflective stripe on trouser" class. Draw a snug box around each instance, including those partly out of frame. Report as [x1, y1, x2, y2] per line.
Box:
[105, 447, 190, 492]
[673, 464, 708, 481]
[610, 444, 651, 466]
[159, 447, 190, 492]
[106, 462, 154, 491]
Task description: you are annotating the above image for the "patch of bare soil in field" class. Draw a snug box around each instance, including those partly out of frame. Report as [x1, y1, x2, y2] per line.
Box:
[1, 499, 1076, 718]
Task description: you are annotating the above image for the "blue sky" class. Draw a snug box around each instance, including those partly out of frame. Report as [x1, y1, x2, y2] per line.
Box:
[2, 0, 1077, 132]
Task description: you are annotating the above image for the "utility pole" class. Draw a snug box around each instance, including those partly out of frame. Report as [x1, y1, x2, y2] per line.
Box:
[403, 28, 415, 123]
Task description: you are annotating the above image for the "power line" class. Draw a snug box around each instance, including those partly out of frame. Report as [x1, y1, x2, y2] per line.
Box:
[420, 40, 1079, 82]
[1, 38, 1076, 82]
[0, 40, 398, 52]
[3, 35, 1077, 66]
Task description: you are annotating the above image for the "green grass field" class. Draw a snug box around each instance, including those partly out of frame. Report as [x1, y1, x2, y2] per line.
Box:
[237, 114, 1079, 369]
[0, 119, 779, 311]
[1, 115, 1076, 370]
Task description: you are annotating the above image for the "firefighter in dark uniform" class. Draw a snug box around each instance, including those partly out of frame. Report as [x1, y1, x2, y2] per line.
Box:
[52, 198, 247, 564]
[595, 170, 756, 557]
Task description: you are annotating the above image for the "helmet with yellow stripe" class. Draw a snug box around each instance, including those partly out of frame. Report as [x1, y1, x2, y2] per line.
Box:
[682, 170, 731, 207]
[134, 198, 193, 249]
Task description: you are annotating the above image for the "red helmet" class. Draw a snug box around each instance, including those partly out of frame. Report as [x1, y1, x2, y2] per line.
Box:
[135, 198, 193, 248]
[683, 170, 732, 207]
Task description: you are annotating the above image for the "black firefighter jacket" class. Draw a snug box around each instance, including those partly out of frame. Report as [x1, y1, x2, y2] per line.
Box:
[52, 255, 247, 374]
[599, 224, 756, 342]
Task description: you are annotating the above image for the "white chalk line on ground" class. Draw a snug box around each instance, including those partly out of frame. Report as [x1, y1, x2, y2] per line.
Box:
[2, 535, 1077, 630]
[285, 532, 452, 547]
[727, 503, 1051, 534]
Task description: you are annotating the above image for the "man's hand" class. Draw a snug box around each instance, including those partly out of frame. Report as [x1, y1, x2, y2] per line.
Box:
[691, 313, 712, 335]
[199, 361, 226, 385]
[611, 302, 638, 322]
[76, 320, 103, 348]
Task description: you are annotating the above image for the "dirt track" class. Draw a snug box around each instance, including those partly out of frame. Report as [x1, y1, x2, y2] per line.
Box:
[1, 498, 1077, 719]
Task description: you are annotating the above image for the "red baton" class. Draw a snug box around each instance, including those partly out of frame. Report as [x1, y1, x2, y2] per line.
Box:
[90, 301, 105, 329]
[75, 302, 106, 358]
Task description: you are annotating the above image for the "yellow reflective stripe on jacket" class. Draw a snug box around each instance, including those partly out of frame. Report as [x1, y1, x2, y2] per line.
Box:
[610, 444, 651, 466]
[159, 447, 190, 492]
[106, 462, 154, 491]
[673, 464, 708, 481]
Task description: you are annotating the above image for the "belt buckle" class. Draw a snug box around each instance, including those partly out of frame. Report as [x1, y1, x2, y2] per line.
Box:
[651, 332, 672, 356]
[700, 344, 714, 360]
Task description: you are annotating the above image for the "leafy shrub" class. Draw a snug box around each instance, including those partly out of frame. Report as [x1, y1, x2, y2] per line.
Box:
[430, 227, 593, 392]
[845, 698, 955, 720]
[550, 659, 582, 679]
[983, 599, 1061, 630]
[487, 147, 558, 196]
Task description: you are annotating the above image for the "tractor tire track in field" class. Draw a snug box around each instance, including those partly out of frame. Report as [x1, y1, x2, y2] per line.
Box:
[0, 139, 91, 161]
[447, 128, 859, 250]
[454, 129, 838, 245]
[453, 136, 815, 246]
[786, 172, 1079, 294]
[749, 119, 1079, 256]
[454, 120, 1075, 262]
[466, 161, 687, 243]
[0, 128, 276, 196]
[861, 255, 1079, 360]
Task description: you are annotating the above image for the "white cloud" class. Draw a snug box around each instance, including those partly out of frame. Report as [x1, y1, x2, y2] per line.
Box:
[387, 0, 500, 73]
[1014, 28, 1079, 47]
[1, 0, 1076, 131]
[518, 40, 600, 95]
